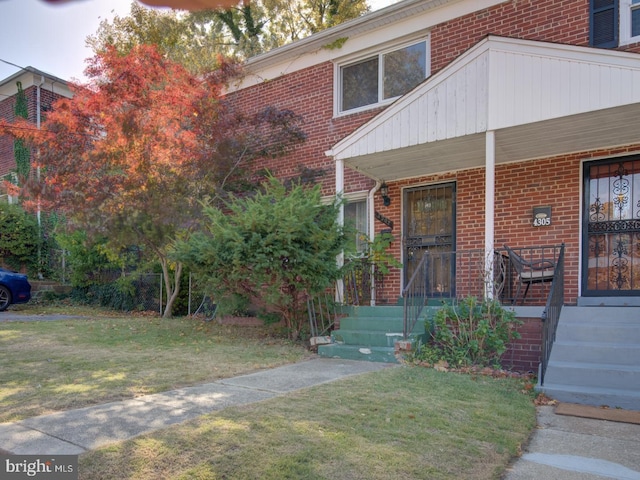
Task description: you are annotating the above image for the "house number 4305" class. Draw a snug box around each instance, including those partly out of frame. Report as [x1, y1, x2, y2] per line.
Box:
[533, 217, 551, 227]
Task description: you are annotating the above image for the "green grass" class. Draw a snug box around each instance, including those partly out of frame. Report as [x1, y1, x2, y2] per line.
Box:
[2, 305, 537, 479]
[0, 308, 310, 422]
[79, 367, 536, 480]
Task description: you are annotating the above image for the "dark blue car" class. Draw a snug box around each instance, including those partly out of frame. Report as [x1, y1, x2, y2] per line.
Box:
[0, 268, 31, 312]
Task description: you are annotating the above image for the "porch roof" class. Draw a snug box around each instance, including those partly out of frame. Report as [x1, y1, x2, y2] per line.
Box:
[327, 36, 640, 181]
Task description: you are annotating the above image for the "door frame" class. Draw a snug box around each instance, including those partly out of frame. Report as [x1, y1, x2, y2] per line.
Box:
[402, 181, 457, 297]
[582, 154, 640, 296]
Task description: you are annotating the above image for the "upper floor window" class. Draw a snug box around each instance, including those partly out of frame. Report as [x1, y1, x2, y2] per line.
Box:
[590, 0, 640, 47]
[622, 0, 640, 44]
[338, 40, 428, 114]
[590, 0, 618, 47]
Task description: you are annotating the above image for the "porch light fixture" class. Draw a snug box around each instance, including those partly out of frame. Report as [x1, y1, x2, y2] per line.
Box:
[380, 182, 391, 207]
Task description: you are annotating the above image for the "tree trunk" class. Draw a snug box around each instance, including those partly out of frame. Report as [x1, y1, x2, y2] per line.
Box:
[160, 257, 182, 318]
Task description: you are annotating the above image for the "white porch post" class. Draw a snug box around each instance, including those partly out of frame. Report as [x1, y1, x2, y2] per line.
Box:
[336, 158, 345, 303]
[485, 130, 496, 299]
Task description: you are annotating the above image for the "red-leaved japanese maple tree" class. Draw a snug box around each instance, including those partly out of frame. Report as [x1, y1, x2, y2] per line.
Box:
[1, 44, 305, 317]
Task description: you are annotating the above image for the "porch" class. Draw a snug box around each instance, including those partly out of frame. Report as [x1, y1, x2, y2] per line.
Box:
[319, 35, 640, 408]
[316, 244, 564, 371]
[327, 35, 640, 310]
[314, 245, 640, 410]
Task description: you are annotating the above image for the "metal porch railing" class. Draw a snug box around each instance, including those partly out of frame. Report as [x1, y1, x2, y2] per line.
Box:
[540, 243, 565, 385]
[402, 248, 506, 339]
[401, 245, 565, 343]
[402, 252, 430, 339]
[307, 289, 341, 339]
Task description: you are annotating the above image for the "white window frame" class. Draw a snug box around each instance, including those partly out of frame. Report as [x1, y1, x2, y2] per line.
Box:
[343, 192, 370, 255]
[620, 0, 640, 45]
[334, 35, 431, 117]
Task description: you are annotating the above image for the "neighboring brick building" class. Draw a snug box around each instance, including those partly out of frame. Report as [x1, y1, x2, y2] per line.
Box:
[228, 0, 640, 311]
[0, 67, 71, 193]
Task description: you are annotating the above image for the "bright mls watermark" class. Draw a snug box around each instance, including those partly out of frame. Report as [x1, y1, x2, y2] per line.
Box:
[1, 455, 77, 479]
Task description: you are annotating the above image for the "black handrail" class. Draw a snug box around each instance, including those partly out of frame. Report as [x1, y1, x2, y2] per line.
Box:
[539, 243, 565, 385]
[402, 253, 429, 339]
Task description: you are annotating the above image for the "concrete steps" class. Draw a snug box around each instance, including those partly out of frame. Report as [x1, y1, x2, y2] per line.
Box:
[539, 305, 640, 410]
[317, 305, 434, 363]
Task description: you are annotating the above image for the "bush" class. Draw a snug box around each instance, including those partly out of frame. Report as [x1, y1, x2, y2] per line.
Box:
[176, 176, 349, 340]
[415, 297, 522, 368]
[0, 202, 39, 273]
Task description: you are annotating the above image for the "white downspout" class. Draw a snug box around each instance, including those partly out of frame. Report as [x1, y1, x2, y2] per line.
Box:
[335, 158, 345, 303]
[369, 180, 382, 306]
[485, 130, 496, 298]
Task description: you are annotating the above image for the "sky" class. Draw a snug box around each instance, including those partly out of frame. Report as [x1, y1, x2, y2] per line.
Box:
[0, 0, 395, 84]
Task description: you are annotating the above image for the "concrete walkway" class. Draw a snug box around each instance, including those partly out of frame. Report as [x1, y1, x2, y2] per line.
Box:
[0, 359, 390, 455]
[504, 405, 640, 480]
[0, 358, 639, 479]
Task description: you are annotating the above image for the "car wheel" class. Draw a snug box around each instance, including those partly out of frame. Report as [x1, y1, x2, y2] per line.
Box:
[0, 285, 11, 312]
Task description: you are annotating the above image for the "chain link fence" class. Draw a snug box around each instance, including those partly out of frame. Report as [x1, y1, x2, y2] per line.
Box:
[76, 272, 163, 313]
[45, 249, 213, 316]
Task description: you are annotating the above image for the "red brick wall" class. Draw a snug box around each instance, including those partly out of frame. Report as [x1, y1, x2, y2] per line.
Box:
[502, 316, 542, 373]
[370, 142, 640, 304]
[228, 62, 378, 196]
[0, 84, 65, 178]
[228, 0, 640, 198]
[0, 91, 17, 177]
[431, 0, 640, 75]
[493, 157, 581, 305]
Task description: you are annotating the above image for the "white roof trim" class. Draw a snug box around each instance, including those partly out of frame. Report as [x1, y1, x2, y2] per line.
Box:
[233, 0, 507, 90]
[328, 36, 640, 163]
[244, 0, 452, 71]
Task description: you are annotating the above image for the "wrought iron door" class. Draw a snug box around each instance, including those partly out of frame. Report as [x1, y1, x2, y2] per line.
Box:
[583, 157, 640, 295]
[403, 183, 456, 297]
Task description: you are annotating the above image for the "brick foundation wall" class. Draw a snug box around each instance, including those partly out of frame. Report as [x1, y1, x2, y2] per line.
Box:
[502, 316, 542, 374]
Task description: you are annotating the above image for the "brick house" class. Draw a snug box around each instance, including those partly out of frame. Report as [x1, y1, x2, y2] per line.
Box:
[0, 67, 72, 192]
[228, 0, 640, 407]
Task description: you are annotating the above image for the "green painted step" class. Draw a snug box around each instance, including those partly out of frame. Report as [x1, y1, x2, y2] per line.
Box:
[337, 317, 404, 331]
[318, 344, 399, 363]
[318, 304, 439, 362]
[332, 330, 405, 347]
[343, 305, 408, 317]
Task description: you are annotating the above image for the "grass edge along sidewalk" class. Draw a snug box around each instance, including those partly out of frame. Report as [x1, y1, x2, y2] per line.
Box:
[79, 366, 536, 480]
[0, 313, 311, 423]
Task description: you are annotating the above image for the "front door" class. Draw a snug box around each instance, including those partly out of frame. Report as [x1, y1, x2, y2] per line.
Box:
[403, 183, 456, 297]
[583, 156, 640, 296]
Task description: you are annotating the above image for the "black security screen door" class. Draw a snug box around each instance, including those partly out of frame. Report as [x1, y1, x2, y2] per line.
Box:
[583, 157, 640, 296]
[403, 183, 456, 297]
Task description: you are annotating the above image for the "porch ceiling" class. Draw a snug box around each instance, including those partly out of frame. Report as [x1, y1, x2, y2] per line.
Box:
[347, 103, 640, 182]
[330, 36, 640, 182]
[345, 133, 485, 181]
[495, 103, 640, 166]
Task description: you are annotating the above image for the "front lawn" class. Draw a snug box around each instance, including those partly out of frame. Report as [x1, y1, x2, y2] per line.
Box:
[0, 308, 310, 423]
[80, 367, 536, 479]
[1, 306, 537, 479]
